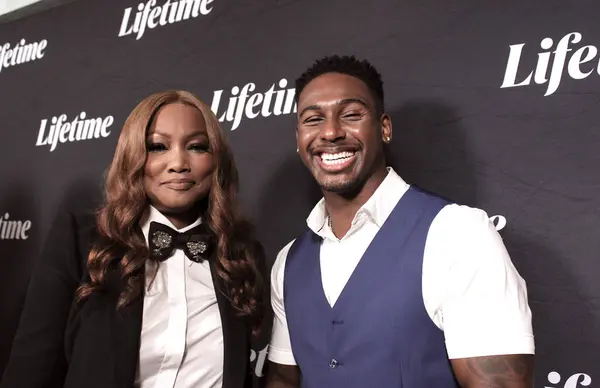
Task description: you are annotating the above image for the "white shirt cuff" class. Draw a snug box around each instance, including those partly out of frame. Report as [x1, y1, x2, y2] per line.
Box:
[267, 345, 297, 365]
[446, 334, 535, 359]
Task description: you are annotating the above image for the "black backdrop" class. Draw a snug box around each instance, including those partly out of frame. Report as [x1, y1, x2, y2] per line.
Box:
[1, 0, 599, 386]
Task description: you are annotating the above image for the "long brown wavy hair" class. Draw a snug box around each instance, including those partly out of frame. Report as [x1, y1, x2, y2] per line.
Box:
[77, 90, 264, 333]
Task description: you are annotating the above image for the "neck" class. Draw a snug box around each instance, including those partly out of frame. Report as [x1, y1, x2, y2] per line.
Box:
[323, 166, 388, 239]
[165, 212, 198, 229]
[159, 202, 204, 230]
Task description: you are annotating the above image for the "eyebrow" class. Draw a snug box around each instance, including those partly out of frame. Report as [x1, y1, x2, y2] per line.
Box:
[147, 130, 208, 139]
[299, 98, 369, 117]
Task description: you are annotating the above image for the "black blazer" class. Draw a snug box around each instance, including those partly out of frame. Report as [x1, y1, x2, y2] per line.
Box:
[0, 209, 264, 388]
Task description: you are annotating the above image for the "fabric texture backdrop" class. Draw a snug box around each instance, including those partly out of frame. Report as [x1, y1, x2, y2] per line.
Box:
[0, 1, 598, 386]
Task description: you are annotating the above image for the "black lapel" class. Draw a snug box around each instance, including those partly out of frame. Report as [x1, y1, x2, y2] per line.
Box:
[209, 259, 249, 388]
[105, 255, 249, 387]
[107, 264, 144, 388]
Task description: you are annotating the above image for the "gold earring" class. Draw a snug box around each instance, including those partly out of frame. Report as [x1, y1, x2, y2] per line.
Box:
[384, 136, 391, 143]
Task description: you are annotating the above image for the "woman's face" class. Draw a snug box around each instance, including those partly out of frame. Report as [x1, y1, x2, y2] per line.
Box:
[143, 102, 215, 227]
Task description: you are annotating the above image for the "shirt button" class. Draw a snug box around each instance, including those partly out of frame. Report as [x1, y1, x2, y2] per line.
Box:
[329, 359, 339, 368]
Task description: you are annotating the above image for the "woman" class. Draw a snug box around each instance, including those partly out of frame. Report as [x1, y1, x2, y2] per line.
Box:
[1, 90, 267, 388]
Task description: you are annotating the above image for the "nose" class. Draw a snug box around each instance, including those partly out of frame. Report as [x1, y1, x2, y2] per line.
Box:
[167, 147, 190, 173]
[319, 117, 346, 142]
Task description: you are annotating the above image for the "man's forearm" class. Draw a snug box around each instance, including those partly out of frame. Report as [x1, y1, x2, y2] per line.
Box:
[451, 354, 534, 388]
[265, 361, 301, 388]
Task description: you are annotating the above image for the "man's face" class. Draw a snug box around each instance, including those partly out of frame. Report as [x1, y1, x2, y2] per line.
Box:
[296, 72, 391, 193]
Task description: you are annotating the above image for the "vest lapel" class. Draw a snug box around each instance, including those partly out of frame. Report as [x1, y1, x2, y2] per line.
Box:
[289, 231, 329, 312]
[331, 187, 425, 314]
[210, 259, 249, 388]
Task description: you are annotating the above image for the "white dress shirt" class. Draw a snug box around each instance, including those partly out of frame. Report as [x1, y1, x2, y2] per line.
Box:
[269, 167, 535, 364]
[136, 206, 223, 388]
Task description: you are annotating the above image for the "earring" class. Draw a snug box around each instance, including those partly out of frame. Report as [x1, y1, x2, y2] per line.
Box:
[384, 136, 391, 143]
[296, 147, 299, 152]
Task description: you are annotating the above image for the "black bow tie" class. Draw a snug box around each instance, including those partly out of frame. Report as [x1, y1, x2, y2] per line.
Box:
[148, 221, 214, 263]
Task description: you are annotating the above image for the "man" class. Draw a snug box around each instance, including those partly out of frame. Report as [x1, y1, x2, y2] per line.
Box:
[266, 55, 534, 387]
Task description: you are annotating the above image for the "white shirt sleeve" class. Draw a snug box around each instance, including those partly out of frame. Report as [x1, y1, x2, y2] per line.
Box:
[423, 204, 535, 359]
[267, 240, 298, 365]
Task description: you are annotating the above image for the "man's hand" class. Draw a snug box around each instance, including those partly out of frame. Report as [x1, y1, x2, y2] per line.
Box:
[265, 361, 301, 388]
[451, 354, 534, 388]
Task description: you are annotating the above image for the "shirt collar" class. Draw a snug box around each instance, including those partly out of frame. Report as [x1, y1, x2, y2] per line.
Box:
[306, 167, 410, 236]
[139, 205, 203, 245]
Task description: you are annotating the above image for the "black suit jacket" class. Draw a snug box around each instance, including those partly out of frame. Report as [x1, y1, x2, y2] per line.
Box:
[0, 209, 262, 388]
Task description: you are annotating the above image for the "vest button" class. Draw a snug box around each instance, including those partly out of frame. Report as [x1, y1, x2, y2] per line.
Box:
[329, 359, 339, 368]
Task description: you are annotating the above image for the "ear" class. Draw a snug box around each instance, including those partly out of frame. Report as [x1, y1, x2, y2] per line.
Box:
[295, 125, 299, 152]
[381, 113, 392, 143]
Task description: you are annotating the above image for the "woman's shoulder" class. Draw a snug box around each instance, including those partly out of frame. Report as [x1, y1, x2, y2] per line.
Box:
[60, 208, 100, 240]
[46, 208, 102, 264]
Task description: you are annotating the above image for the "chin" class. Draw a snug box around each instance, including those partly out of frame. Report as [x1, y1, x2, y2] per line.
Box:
[156, 197, 198, 213]
[317, 177, 361, 194]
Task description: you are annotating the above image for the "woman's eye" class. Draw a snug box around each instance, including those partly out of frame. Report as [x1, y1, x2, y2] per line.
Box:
[190, 143, 209, 152]
[147, 143, 167, 152]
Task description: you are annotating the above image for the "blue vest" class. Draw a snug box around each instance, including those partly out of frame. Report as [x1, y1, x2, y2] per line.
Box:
[284, 187, 459, 388]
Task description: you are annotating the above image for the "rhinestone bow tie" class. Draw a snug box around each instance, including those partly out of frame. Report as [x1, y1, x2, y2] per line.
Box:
[148, 221, 214, 263]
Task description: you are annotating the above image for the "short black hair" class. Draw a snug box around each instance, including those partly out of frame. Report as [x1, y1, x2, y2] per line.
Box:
[295, 55, 385, 115]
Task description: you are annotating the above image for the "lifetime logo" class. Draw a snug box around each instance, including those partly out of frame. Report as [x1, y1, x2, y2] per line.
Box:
[490, 215, 506, 231]
[119, 0, 215, 40]
[0, 38, 47, 75]
[36, 112, 115, 152]
[501, 32, 600, 96]
[544, 371, 592, 388]
[0, 213, 32, 240]
[249, 345, 268, 378]
[210, 78, 297, 131]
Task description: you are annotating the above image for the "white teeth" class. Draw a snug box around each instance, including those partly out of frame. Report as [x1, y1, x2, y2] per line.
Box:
[320, 151, 354, 161]
[320, 151, 355, 165]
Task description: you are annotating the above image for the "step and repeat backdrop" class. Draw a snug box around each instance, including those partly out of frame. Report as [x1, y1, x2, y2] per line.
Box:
[1, 0, 599, 386]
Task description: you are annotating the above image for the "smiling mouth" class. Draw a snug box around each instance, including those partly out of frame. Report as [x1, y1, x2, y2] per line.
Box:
[315, 150, 358, 171]
[320, 151, 356, 164]
[163, 180, 195, 190]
